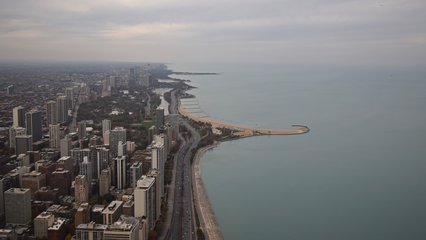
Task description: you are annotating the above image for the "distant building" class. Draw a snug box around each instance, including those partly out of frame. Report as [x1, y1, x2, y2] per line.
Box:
[50, 168, 71, 196]
[49, 124, 61, 149]
[6, 85, 14, 95]
[34, 211, 55, 239]
[4, 188, 31, 225]
[130, 162, 143, 189]
[95, 147, 110, 179]
[60, 135, 71, 157]
[75, 221, 108, 240]
[12, 106, 25, 128]
[21, 171, 46, 194]
[110, 127, 126, 157]
[56, 95, 68, 124]
[9, 126, 26, 150]
[25, 110, 42, 142]
[113, 156, 127, 190]
[102, 201, 123, 225]
[78, 121, 87, 139]
[102, 119, 111, 135]
[155, 108, 164, 130]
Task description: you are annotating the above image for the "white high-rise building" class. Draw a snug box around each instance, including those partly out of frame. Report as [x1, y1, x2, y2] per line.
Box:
[49, 124, 61, 149]
[134, 175, 156, 230]
[151, 138, 166, 196]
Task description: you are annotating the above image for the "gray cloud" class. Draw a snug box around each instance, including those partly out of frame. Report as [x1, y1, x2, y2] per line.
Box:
[0, 0, 425, 65]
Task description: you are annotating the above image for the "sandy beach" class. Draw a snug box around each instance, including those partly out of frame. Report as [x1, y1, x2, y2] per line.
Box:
[192, 142, 224, 240]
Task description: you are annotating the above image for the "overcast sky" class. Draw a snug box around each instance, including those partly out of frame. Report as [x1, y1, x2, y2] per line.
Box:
[0, 0, 425, 65]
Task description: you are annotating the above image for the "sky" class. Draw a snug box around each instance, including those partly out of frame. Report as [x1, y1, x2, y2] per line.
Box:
[0, 0, 425, 66]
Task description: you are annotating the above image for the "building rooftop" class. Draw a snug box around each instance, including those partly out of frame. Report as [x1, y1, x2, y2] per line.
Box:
[106, 215, 138, 232]
[48, 218, 66, 230]
[36, 212, 54, 219]
[136, 175, 155, 189]
[5, 188, 30, 194]
[102, 201, 123, 214]
[77, 222, 108, 230]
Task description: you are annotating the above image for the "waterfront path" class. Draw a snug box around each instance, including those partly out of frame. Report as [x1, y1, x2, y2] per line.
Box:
[179, 102, 309, 137]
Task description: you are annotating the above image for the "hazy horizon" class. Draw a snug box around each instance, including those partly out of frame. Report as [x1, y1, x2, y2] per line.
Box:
[1, 0, 425, 66]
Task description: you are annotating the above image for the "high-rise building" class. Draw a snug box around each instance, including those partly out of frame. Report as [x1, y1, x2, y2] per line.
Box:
[9, 126, 26, 150]
[56, 156, 74, 177]
[25, 110, 42, 142]
[15, 135, 33, 155]
[95, 147, 109, 179]
[47, 218, 67, 240]
[78, 121, 87, 139]
[4, 188, 31, 225]
[103, 215, 141, 240]
[49, 124, 61, 149]
[113, 156, 126, 190]
[65, 87, 74, 108]
[102, 119, 111, 135]
[130, 162, 143, 189]
[147, 169, 161, 221]
[155, 108, 164, 130]
[99, 168, 111, 196]
[103, 130, 110, 145]
[134, 175, 156, 230]
[12, 106, 25, 128]
[75, 202, 91, 227]
[34, 212, 55, 239]
[46, 100, 57, 126]
[118, 141, 127, 157]
[75, 175, 89, 204]
[56, 95, 68, 123]
[151, 139, 166, 196]
[110, 127, 126, 157]
[6, 85, 14, 95]
[51, 168, 71, 196]
[60, 135, 71, 157]
[102, 201, 123, 225]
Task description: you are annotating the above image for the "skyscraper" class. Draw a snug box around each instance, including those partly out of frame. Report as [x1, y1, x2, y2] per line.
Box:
[12, 106, 25, 128]
[4, 188, 32, 225]
[46, 100, 57, 126]
[25, 110, 42, 142]
[60, 135, 71, 157]
[155, 107, 164, 130]
[56, 95, 68, 123]
[114, 156, 126, 190]
[78, 121, 87, 139]
[15, 135, 33, 155]
[49, 124, 61, 149]
[99, 168, 111, 196]
[79, 156, 93, 187]
[9, 126, 26, 150]
[130, 162, 143, 189]
[134, 175, 156, 230]
[109, 127, 126, 157]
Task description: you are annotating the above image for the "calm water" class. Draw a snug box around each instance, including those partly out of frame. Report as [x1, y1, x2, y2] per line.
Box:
[170, 63, 426, 240]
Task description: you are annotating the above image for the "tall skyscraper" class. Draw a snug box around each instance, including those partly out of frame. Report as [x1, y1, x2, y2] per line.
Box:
[95, 147, 109, 179]
[99, 168, 111, 196]
[113, 156, 126, 190]
[12, 106, 25, 128]
[4, 188, 32, 225]
[109, 127, 126, 157]
[56, 95, 68, 123]
[130, 162, 143, 189]
[25, 110, 42, 142]
[49, 124, 60, 149]
[102, 119, 111, 135]
[79, 157, 93, 187]
[75, 175, 89, 204]
[151, 139, 166, 196]
[46, 100, 57, 126]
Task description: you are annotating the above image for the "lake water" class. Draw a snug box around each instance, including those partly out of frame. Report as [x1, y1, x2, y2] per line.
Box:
[170, 63, 426, 240]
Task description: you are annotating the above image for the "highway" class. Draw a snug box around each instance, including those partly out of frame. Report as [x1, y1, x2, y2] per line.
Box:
[163, 89, 200, 240]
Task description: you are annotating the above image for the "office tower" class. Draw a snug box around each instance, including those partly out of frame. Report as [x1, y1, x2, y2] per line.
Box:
[34, 212, 55, 239]
[78, 121, 87, 139]
[118, 141, 127, 157]
[56, 156, 74, 177]
[25, 110, 42, 142]
[113, 156, 126, 190]
[102, 201, 123, 225]
[9, 126, 26, 150]
[102, 119, 111, 135]
[4, 188, 31, 225]
[51, 169, 72, 196]
[147, 169, 161, 221]
[103, 215, 141, 240]
[21, 171, 46, 194]
[65, 87, 74, 108]
[75, 175, 89, 204]
[46, 100, 57, 126]
[95, 147, 109, 179]
[75, 202, 90, 227]
[155, 107, 164, 130]
[110, 127, 126, 157]
[56, 95, 68, 123]
[79, 157, 93, 187]
[134, 175, 156, 230]
[75, 221, 107, 240]
[60, 135, 71, 157]
[49, 124, 61, 149]
[130, 162, 143, 189]
[103, 130, 110, 145]
[15, 135, 32, 155]
[99, 168, 111, 196]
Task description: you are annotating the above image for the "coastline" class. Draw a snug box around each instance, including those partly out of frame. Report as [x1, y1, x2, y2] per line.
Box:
[192, 141, 224, 240]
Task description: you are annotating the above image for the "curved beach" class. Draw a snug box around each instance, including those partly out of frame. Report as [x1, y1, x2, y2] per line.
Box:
[192, 142, 224, 240]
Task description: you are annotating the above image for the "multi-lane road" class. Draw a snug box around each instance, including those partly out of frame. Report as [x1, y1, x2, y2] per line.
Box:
[164, 89, 200, 240]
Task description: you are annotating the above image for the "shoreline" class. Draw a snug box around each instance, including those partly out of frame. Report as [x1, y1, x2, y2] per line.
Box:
[192, 141, 224, 240]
